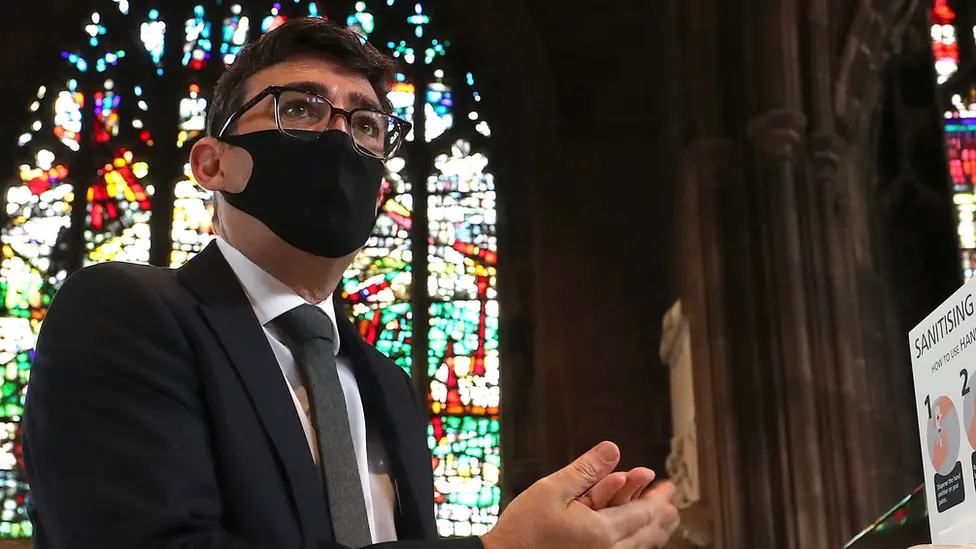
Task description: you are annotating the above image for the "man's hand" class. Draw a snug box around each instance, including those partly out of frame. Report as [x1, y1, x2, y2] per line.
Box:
[481, 442, 678, 549]
[578, 467, 656, 510]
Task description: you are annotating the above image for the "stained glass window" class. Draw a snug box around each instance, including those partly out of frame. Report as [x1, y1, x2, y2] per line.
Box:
[933, 2, 976, 280]
[932, 0, 959, 85]
[944, 91, 976, 279]
[1, 0, 499, 540]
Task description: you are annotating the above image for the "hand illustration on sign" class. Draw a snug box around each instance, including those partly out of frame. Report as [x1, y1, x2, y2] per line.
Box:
[926, 395, 961, 476]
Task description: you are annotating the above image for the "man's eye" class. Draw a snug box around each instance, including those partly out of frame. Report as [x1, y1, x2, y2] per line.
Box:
[283, 102, 310, 116]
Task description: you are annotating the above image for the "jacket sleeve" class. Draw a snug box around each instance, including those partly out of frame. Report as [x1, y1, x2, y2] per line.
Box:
[23, 263, 484, 549]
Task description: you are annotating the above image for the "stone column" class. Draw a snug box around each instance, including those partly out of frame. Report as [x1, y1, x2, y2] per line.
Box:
[678, 136, 743, 549]
[677, 0, 746, 545]
[740, 0, 835, 544]
[746, 109, 831, 549]
[810, 132, 878, 533]
[805, 0, 879, 532]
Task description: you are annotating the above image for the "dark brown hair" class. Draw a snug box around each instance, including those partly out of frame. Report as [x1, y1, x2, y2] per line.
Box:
[206, 18, 397, 137]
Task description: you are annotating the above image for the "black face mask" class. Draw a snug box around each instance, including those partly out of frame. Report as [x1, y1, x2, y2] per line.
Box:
[218, 129, 385, 258]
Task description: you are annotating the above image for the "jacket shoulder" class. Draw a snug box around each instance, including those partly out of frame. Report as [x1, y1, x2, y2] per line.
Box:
[57, 261, 179, 301]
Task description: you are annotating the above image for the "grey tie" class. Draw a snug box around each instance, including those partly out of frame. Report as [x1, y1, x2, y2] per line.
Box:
[274, 304, 372, 548]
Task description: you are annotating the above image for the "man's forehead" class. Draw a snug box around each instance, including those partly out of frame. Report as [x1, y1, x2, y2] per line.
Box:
[243, 57, 381, 108]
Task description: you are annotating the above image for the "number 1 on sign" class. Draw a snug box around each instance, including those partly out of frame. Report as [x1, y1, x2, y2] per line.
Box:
[921, 370, 971, 418]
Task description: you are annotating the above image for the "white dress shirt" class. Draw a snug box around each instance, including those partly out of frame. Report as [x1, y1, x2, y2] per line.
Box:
[215, 237, 397, 543]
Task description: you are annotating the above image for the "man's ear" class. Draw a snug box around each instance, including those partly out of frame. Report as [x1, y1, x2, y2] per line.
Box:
[189, 137, 253, 193]
[375, 180, 387, 213]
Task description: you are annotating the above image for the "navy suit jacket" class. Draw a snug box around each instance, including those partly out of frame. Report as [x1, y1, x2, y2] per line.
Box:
[23, 242, 483, 549]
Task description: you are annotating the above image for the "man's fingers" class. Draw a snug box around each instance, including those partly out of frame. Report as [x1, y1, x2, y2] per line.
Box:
[632, 468, 656, 497]
[578, 472, 628, 510]
[640, 480, 676, 501]
[599, 481, 678, 540]
[618, 523, 670, 549]
[608, 467, 655, 507]
[579, 468, 657, 510]
[548, 441, 620, 501]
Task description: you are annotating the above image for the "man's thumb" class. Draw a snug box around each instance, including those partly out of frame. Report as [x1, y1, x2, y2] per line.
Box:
[549, 441, 620, 500]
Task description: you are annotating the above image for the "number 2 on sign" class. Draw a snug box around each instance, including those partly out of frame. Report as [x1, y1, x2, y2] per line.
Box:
[922, 369, 972, 418]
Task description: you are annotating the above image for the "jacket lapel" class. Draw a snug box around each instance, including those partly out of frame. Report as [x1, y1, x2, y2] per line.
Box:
[177, 242, 329, 539]
[333, 305, 437, 539]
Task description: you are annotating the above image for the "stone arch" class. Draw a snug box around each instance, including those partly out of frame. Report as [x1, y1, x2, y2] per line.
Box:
[834, 0, 918, 147]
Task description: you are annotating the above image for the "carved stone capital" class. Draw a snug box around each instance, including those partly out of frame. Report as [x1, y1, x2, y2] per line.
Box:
[746, 109, 808, 161]
[664, 432, 714, 548]
[666, 431, 700, 509]
[808, 132, 852, 227]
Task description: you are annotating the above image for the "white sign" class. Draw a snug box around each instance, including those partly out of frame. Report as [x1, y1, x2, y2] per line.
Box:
[910, 280, 976, 544]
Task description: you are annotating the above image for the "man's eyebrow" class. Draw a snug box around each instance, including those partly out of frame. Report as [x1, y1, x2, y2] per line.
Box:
[282, 81, 385, 112]
[283, 80, 331, 98]
[346, 90, 385, 113]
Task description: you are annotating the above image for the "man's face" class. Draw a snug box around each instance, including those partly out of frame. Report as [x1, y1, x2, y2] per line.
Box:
[189, 55, 388, 248]
[202, 55, 384, 194]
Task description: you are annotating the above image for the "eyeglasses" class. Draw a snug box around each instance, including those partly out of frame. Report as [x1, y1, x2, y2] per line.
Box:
[217, 85, 412, 160]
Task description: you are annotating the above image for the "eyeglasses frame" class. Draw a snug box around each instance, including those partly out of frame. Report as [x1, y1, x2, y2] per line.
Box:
[216, 84, 412, 159]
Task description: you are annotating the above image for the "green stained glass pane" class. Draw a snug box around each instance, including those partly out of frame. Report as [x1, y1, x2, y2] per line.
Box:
[429, 415, 501, 537]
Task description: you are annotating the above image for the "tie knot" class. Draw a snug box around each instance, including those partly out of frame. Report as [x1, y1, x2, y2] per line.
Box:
[273, 303, 336, 347]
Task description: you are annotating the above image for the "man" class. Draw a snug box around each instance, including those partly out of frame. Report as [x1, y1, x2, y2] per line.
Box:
[22, 18, 677, 549]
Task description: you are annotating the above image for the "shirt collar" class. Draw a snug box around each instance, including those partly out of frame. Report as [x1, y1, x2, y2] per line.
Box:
[215, 237, 341, 354]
